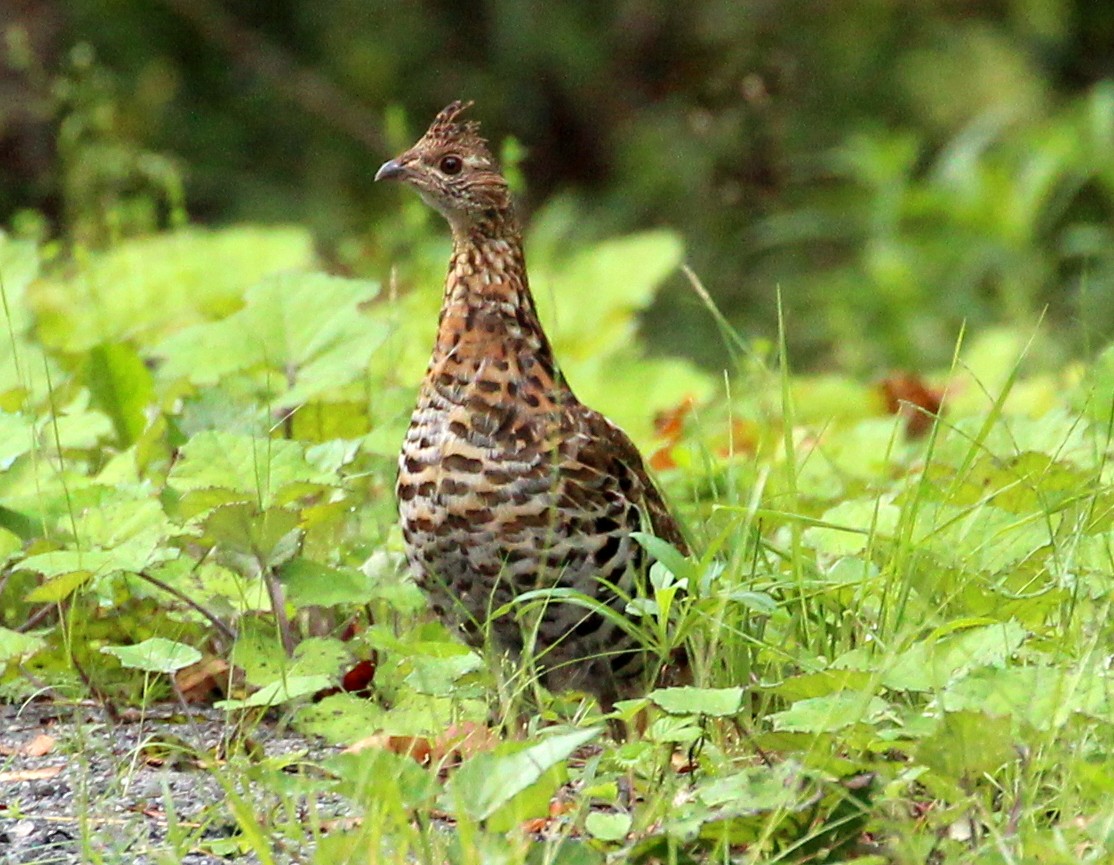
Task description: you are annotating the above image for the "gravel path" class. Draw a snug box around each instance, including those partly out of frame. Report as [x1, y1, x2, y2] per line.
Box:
[0, 702, 345, 864]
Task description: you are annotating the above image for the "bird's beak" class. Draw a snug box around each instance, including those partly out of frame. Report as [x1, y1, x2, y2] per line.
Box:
[375, 159, 406, 182]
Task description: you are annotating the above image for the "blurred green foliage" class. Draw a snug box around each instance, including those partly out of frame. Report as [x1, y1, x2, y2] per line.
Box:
[1, 0, 1113, 370]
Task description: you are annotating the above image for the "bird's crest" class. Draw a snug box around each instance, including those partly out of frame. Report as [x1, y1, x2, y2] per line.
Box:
[421, 100, 491, 158]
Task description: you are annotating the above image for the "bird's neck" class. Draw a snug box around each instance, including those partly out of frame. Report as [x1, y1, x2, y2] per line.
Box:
[433, 216, 559, 377]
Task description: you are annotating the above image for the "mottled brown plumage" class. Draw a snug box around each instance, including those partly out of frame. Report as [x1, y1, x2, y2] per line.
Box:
[376, 101, 688, 705]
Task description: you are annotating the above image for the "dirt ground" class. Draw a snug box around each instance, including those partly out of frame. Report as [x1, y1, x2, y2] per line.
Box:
[0, 701, 343, 864]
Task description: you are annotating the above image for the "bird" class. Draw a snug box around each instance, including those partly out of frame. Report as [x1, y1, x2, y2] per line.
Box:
[375, 101, 689, 708]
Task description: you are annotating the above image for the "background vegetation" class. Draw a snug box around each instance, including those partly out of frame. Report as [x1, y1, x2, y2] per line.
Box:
[4, 0, 1114, 369]
[1, 2, 1113, 864]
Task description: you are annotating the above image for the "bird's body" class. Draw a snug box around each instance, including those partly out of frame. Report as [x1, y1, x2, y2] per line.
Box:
[378, 102, 687, 704]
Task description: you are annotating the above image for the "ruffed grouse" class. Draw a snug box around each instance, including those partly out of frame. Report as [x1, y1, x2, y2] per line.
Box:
[376, 101, 688, 706]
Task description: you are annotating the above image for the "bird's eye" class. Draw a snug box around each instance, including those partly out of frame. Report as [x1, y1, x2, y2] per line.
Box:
[439, 155, 463, 175]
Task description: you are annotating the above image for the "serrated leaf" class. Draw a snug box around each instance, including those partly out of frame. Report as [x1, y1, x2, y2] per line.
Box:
[584, 812, 632, 842]
[0, 234, 58, 406]
[101, 638, 201, 673]
[229, 619, 289, 686]
[0, 627, 45, 665]
[537, 230, 684, 359]
[0, 412, 35, 470]
[290, 637, 348, 679]
[803, 500, 900, 557]
[200, 504, 302, 575]
[940, 664, 1111, 729]
[915, 710, 1016, 779]
[651, 686, 746, 717]
[280, 559, 376, 608]
[215, 674, 331, 709]
[296, 694, 386, 745]
[883, 621, 1027, 692]
[770, 693, 890, 733]
[30, 226, 314, 352]
[22, 568, 94, 601]
[84, 342, 155, 447]
[446, 727, 600, 825]
[168, 431, 334, 507]
[152, 272, 384, 403]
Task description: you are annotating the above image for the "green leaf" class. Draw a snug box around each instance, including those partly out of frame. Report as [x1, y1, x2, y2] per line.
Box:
[910, 501, 1056, 574]
[168, 431, 335, 507]
[152, 271, 384, 403]
[650, 686, 745, 717]
[915, 710, 1017, 779]
[883, 620, 1027, 692]
[215, 674, 331, 709]
[296, 694, 386, 745]
[584, 811, 632, 842]
[280, 559, 377, 608]
[940, 664, 1109, 730]
[229, 619, 289, 686]
[405, 653, 485, 696]
[803, 500, 900, 557]
[0, 627, 45, 667]
[446, 727, 600, 826]
[631, 532, 694, 582]
[101, 638, 201, 674]
[0, 234, 58, 406]
[770, 693, 890, 733]
[537, 230, 684, 360]
[22, 568, 94, 602]
[84, 342, 155, 447]
[200, 504, 302, 575]
[0, 412, 35, 470]
[290, 637, 348, 679]
[30, 226, 314, 352]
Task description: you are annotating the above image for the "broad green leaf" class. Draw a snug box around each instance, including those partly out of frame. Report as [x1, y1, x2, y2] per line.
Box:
[803, 500, 900, 557]
[566, 353, 713, 443]
[770, 692, 890, 733]
[84, 342, 155, 447]
[883, 620, 1027, 692]
[44, 391, 115, 450]
[200, 504, 302, 575]
[296, 694, 386, 745]
[405, 653, 485, 696]
[290, 637, 349, 679]
[0, 526, 21, 563]
[1076, 343, 1114, 422]
[535, 230, 684, 359]
[229, 619, 289, 686]
[325, 747, 437, 809]
[584, 812, 632, 842]
[940, 664, 1111, 729]
[915, 710, 1016, 779]
[768, 669, 876, 702]
[280, 559, 377, 608]
[152, 272, 385, 403]
[0, 628, 45, 665]
[101, 638, 201, 673]
[215, 674, 331, 709]
[30, 226, 314, 352]
[446, 727, 600, 826]
[168, 431, 335, 507]
[910, 501, 1056, 574]
[0, 411, 34, 470]
[650, 686, 745, 717]
[0, 234, 58, 406]
[72, 496, 174, 556]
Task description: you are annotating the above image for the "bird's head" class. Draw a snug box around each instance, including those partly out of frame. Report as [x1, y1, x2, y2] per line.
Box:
[375, 101, 512, 234]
